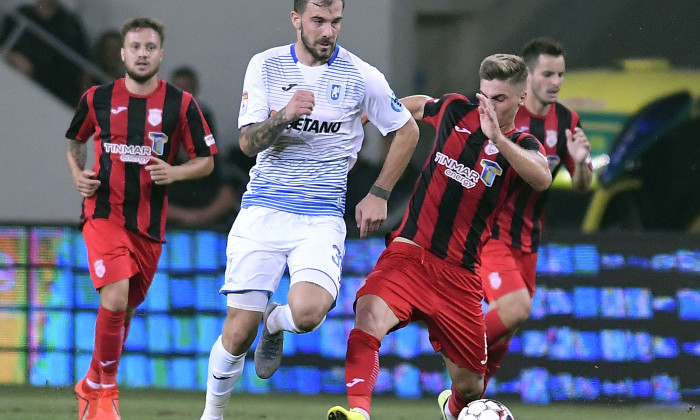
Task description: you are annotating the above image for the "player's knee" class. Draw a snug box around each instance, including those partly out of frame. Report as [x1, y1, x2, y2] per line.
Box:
[354, 306, 382, 333]
[99, 281, 129, 311]
[453, 376, 484, 402]
[291, 306, 327, 332]
[501, 297, 531, 328]
[99, 293, 128, 312]
[512, 299, 532, 326]
[353, 295, 398, 338]
[221, 313, 257, 354]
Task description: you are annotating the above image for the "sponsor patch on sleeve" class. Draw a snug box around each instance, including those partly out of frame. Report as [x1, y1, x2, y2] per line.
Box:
[205, 134, 215, 146]
[240, 92, 248, 115]
[390, 92, 404, 112]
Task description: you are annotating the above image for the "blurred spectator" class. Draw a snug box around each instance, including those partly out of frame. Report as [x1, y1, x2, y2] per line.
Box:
[167, 66, 239, 231]
[166, 151, 239, 232]
[0, 0, 90, 106]
[170, 66, 217, 136]
[92, 29, 124, 82]
[223, 145, 256, 206]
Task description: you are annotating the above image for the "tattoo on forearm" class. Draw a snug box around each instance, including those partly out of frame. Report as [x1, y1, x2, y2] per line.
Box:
[68, 140, 87, 170]
[245, 111, 291, 154]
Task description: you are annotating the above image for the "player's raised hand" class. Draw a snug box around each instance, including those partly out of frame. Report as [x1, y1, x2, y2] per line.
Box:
[145, 156, 177, 185]
[566, 127, 591, 164]
[283, 90, 315, 122]
[72, 170, 101, 198]
[355, 194, 388, 239]
[476, 92, 501, 143]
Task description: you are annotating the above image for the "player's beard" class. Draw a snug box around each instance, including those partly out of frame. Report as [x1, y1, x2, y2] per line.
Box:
[126, 62, 160, 84]
[300, 24, 336, 63]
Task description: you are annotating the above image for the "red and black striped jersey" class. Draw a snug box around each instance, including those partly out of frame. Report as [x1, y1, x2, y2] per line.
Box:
[389, 93, 544, 272]
[65, 78, 217, 242]
[492, 102, 589, 252]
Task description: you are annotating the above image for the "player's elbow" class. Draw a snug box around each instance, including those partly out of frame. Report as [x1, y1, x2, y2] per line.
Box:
[239, 140, 257, 157]
[572, 178, 593, 194]
[397, 117, 420, 146]
[238, 127, 258, 157]
[531, 171, 553, 192]
[202, 156, 215, 176]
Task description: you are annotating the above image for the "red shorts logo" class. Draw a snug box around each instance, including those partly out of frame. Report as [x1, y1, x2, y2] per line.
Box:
[488, 271, 502, 290]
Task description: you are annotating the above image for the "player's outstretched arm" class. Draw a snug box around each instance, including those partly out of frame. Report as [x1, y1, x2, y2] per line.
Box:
[355, 117, 419, 238]
[400, 95, 432, 121]
[239, 90, 315, 156]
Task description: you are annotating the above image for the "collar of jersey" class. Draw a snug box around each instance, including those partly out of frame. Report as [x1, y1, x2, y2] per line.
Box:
[290, 43, 339, 66]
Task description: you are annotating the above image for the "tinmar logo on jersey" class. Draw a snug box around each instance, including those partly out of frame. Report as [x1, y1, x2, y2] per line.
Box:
[104, 143, 153, 164]
[435, 151, 480, 189]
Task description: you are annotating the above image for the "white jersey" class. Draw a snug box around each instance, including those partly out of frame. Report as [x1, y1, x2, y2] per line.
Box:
[238, 44, 412, 217]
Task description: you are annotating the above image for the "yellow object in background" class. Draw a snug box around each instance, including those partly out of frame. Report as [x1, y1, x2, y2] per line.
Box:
[551, 58, 700, 190]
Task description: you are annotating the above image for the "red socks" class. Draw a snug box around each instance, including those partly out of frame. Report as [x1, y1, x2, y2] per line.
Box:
[447, 384, 470, 418]
[482, 308, 514, 397]
[345, 328, 381, 414]
[482, 339, 510, 398]
[484, 309, 510, 346]
[486, 339, 510, 376]
[122, 315, 132, 352]
[87, 306, 126, 387]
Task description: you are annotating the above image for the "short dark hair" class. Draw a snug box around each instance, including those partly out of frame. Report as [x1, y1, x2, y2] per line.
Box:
[479, 53, 528, 93]
[521, 37, 565, 70]
[120, 17, 165, 46]
[171, 66, 199, 90]
[95, 30, 121, 51]
[294, 0, 345, 14]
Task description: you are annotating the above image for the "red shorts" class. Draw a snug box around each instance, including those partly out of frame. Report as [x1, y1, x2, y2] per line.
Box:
[356, 241, 487, 374]
[82, 218, 162, 307]
[478, 239, 538, 303]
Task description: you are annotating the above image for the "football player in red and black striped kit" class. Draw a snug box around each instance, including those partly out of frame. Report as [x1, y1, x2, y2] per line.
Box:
[66, 17, 217, 420]
[328, 54, 552, 420]
[478, 38, 593, 395]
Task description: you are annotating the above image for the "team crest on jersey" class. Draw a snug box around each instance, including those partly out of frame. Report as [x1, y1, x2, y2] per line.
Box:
[485, 140, 499, 155]
[480, 159, 503, 187]
[545, 129, 558, 148]
[326, 81, 346, 105]
[149, 132, 169, 155]
[148, 108, 163, 126]
[547, 155, 561, 170]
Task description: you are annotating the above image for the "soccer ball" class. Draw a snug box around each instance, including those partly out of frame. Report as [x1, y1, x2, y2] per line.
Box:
[458, 399, 514, 420]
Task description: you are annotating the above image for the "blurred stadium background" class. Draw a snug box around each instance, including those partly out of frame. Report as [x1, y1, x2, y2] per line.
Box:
[0, 0, 698, 416]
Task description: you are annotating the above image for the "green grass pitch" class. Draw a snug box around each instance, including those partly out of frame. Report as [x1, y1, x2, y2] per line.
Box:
[0, 386, 695, 419]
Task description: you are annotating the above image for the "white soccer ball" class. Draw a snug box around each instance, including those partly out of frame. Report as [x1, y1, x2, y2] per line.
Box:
[458, 399, 514, 420]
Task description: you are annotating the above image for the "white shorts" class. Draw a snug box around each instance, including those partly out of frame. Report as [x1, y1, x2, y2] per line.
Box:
[220, 206, 346, 307]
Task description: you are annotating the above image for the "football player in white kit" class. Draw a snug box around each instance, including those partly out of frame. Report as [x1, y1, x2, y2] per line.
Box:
[200, 1, 419, 419]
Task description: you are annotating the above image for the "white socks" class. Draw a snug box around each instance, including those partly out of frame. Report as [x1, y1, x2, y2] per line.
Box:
[201, 335, 245, 420]
[444, 403, 458, 420]
[266, 304, 304, 334]
[353, 407, 370, 420]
